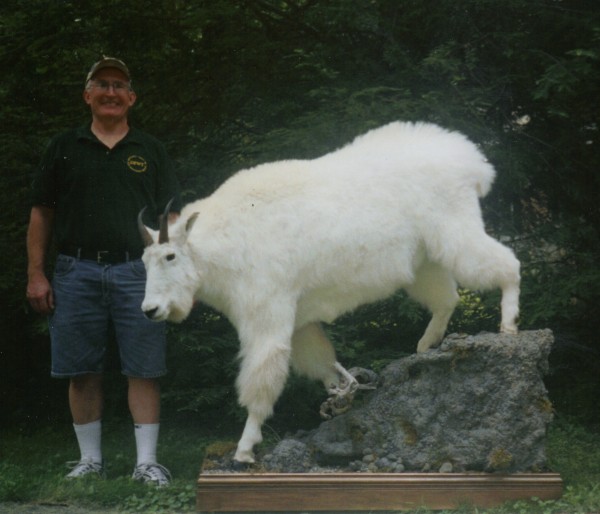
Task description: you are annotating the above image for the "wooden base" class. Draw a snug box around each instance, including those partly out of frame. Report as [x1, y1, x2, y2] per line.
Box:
[197, 472, 563, 512]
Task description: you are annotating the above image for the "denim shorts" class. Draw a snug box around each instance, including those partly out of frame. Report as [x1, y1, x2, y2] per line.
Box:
[49, 254, 167, 378]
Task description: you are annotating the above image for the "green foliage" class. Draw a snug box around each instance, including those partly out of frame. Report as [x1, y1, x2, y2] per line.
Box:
[161, 308, 240, 418]
[2, 5, 600, 514]
[2, 0, 600, 430]
[547, 417, 600, 486]
[121, 484, 195, 513]
[0, 421, 210, 511]
[450, 289, 499, 334]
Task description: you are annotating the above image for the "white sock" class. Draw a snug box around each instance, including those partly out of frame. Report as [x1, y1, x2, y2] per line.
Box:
[134, 423, 160, 465]
[73, 419, 102, 464]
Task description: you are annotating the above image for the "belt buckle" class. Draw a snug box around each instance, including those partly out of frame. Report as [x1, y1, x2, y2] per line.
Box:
[97, 250, 109, 264]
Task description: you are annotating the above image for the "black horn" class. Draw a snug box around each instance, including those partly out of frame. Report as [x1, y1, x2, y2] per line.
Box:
[158, 198, 174, 244]
[137, 207, 154, 247]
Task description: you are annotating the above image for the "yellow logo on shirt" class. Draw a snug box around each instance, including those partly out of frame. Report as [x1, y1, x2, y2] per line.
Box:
[127, 155, 148, 173]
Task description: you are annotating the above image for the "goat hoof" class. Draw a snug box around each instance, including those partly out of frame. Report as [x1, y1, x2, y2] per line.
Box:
[348, 367, 378, 390]
[500, 324, 518, 335]
[231, 459, 253, 471]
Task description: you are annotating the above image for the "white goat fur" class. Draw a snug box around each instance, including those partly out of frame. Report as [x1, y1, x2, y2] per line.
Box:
[140, 121, 520, 463]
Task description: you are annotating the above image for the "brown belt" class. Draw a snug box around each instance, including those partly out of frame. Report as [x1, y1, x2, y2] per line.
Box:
[60, 246, 143, 265]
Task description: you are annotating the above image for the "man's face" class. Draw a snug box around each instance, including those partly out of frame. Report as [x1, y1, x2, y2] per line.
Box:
[83, 68, 136, 121]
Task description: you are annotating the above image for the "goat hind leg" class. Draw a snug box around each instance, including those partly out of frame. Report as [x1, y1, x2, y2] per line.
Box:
[451, 234, 521, 335]
[500, 282, 520, 334]
[406, 262, 459, 353]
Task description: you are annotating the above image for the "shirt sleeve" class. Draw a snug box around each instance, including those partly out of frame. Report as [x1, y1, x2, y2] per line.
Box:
[31, 136, 59, 208]
[154, 140, 182, 213]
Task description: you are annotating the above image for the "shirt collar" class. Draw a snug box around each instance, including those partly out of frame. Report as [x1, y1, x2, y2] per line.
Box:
[76, 124, 143, 145]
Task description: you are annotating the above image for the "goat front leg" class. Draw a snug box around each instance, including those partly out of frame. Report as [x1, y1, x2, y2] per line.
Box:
[328, 362, 359, 396]
[234, 413, 264, 464]
[234, 334, 292, 464]
[320, 362, 360, 419]
[288, 324, 368, 419]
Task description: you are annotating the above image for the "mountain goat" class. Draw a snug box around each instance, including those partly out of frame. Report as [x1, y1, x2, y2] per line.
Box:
[138, 121, 520, 464]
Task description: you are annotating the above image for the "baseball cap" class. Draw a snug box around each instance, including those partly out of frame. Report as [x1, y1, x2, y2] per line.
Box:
[86, 57, 131, 84]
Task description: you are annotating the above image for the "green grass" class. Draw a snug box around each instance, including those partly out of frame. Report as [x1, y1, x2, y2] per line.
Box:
[1, 416, 599, 513]
[0, 419, 211, 512]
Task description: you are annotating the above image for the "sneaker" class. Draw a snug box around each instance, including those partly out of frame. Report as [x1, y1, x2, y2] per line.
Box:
[132, 462, 171, 487]
[65, 459, 105, 479]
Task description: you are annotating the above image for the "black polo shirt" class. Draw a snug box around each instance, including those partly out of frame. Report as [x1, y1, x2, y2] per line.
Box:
[32, 125, 181, 256]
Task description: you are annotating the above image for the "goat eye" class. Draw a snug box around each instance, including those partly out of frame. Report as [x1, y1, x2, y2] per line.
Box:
[166, 253, 176, 261]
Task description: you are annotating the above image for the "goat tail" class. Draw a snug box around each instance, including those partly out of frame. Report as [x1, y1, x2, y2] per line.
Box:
[474, 159, 496, 198]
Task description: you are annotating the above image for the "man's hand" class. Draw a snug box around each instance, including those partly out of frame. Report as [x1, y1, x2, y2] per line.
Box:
[26, 205, 55, 315]
[27, 271, 54, 314]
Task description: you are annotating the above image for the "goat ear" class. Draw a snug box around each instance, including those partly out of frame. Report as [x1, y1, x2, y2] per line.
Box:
[185, 212, 199, 235]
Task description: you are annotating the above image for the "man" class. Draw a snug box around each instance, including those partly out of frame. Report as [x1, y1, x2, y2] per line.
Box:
[26, 57, 181, 487]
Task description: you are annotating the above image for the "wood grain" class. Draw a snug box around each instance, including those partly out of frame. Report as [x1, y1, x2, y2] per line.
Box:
[197, 472, 563, 512]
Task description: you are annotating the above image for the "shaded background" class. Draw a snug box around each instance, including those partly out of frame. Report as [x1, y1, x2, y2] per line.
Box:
[1, 0, 598, 433]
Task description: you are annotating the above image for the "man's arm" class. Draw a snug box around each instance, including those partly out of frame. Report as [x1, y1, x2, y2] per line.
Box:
[26, 205, 55, 314]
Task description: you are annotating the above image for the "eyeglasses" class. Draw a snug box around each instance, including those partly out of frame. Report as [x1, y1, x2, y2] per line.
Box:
[87, 80, 132, 92]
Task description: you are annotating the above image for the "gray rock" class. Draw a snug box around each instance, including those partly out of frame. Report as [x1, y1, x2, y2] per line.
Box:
[261, 439, 312, 472]
[376, 457, 391, 468]
[263, 330, 554, 473]
[439, 462, 453, 473]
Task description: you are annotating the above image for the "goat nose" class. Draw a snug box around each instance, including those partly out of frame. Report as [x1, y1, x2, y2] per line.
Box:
[144, 307, 158, 320]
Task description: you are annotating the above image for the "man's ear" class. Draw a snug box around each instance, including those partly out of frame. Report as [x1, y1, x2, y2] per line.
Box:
[127, 90, 137, 107]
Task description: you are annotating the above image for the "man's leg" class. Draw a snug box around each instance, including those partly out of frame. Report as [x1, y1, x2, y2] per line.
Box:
[130, 377, 160, 465]
[129, 377, 171, 486]
[66, 373, 105, 478]
[70, 373, 103, 424]
[50, 257, 108, 479]
[128, 376, 160, 424]
[112, 260, 170, 485]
